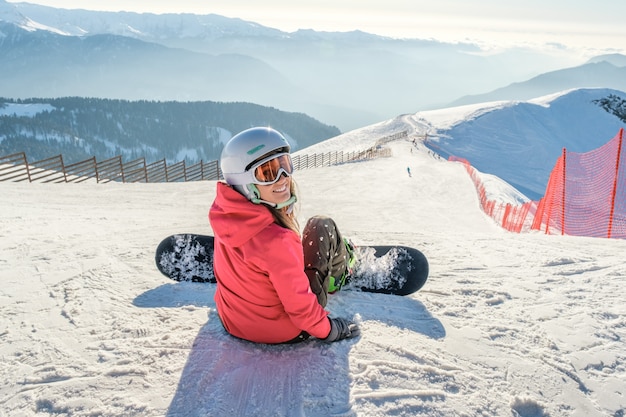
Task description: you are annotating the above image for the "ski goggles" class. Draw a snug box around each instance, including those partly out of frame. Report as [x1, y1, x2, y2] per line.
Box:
[249, 153, 294, 185]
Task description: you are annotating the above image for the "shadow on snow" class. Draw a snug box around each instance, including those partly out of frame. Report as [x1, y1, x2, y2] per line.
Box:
[134, 282, 444, 416]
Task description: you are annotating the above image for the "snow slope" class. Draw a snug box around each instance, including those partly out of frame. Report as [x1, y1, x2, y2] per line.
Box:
[299, 88, 626, 201]
[414, 88, 626, 199]
[1, 131, 625, 416]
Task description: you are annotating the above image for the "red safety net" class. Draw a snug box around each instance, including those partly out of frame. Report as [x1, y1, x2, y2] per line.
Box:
[450, 128, 626, 239]
[533, 128, 625, 238]
[449, 156, 537, 233]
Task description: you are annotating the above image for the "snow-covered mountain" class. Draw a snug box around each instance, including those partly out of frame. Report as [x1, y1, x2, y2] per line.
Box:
[0, 0, 601, 131]
[0, 97, 341, 164]
[2, 88, 624, 201]
[451, 56, 626, 107]
[424, 88, 626, 199]
[0, 0, 50, 31]
[301, 88, 626, 200]
[2, 1, 625, 200]
[6, 1, 283, 39]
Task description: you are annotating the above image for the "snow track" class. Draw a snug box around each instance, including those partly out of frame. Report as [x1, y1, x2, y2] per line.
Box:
[1, 141, 625, 416]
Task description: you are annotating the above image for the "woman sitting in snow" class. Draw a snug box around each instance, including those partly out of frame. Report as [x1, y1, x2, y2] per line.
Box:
[209, 126, 360, 344]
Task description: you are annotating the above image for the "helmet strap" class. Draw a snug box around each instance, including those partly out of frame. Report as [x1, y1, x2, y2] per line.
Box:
[247, 184, 261, 200]
[274, 195, 298, 210]
[246, 184, 297, 210]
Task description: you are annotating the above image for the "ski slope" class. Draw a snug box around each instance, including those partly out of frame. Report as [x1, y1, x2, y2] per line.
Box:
[1, 131, 625, 416]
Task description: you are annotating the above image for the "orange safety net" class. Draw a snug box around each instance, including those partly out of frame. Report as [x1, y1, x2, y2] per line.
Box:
[450, 128, 625, 239]
[449, 156, 537, 233]
[533, 128, 625, 238]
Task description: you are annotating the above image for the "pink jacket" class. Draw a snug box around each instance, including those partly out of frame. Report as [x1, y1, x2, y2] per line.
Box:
[209, 182, 331, 343]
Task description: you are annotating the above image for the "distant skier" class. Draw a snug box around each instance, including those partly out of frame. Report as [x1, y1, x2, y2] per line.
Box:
[407, 166, 412, 177]
[209, 127, 359, 344]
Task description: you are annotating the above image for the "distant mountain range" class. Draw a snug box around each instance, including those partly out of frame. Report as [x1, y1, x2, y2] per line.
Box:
[2, 0, 626, 180]
[3, 0, 621, 132]
[450, 55, 626, 107]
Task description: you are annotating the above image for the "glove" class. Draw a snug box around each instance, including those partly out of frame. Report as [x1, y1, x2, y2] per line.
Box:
[323, 317, 360, 343]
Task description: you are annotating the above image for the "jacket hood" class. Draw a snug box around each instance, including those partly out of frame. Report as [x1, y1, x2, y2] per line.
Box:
[209, 182, 275, 247]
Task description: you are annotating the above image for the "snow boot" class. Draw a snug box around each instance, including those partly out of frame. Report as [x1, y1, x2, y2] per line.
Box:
[328, 238, 357, 293]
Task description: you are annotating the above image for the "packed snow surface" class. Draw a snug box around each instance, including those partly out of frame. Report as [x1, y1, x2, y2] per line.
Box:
[2, 130, 625, 416]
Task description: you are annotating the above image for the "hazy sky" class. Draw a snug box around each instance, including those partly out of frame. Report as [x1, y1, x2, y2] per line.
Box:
[7, 0, 626, 54]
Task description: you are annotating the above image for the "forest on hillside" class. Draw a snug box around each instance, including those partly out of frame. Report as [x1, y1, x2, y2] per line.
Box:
[593, 94, 626, 123]
[0, 97, 341, 164]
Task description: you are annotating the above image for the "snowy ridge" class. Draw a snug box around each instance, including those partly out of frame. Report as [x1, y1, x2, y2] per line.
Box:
[0, 102, 56, 117]
[1, 133, 625, 416]
[0, 1, 67, 34]
[300, 88, 624, 185]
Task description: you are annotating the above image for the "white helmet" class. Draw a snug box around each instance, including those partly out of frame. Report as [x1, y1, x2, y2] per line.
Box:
[220, 127, 296, 208]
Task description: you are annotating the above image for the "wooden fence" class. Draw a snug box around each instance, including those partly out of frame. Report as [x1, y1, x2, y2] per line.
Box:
[0, 153, 221, 183]
[0, 131, 405, 184]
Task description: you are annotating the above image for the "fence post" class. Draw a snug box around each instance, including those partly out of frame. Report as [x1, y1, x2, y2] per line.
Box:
[59, 154, 68, 182]
[607, 128, 624, 238]
[561, 148, 567, 235]
[120, 156, 126, 183]
[24, 152, 33, 183]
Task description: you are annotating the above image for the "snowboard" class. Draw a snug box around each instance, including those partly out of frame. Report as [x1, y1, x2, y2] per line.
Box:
[155, 234, 428, 296]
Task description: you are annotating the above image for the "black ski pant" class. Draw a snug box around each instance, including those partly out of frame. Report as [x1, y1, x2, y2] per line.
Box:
[302, 216, 350, 307]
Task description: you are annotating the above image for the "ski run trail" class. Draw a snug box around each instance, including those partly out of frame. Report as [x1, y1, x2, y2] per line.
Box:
[1, 115, 625, 417]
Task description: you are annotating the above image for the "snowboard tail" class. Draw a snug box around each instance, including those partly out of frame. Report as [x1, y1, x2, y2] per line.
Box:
[155, 234, 428, 295]
[347, 245, 428, 295]
[155, 234, 216, 283]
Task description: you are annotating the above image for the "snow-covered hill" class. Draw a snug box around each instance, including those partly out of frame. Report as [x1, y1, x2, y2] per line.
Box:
[421, 88, 626, 199]
[1, 126, 625, 415]
[305, 88, 625, 200]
